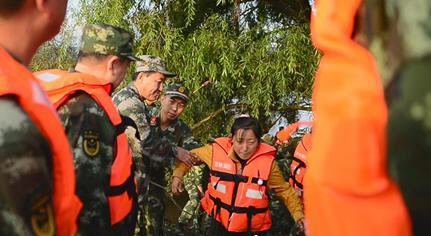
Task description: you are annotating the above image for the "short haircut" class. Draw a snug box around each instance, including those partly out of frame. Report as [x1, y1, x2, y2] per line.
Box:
[231, 117, 262, 140]
[132, 71, 155, 81]
[0, 0, 25, 17]
[77, 51, 128, 63]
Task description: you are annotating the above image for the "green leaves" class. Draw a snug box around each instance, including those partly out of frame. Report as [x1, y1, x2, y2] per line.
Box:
[32, 0, 318, 143]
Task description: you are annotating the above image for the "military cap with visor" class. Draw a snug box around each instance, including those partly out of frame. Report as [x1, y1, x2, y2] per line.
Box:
[79, 23, 141, 61]
[165, 83, 190, 102]
[135, 55, 176, 77]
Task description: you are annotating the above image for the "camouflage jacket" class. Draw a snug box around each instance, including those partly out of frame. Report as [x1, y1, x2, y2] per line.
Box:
[57, 93, 114, 234]
[0, 97, 54, 236]
[113, 83, 177, 176]
[161, 118, 200, 151]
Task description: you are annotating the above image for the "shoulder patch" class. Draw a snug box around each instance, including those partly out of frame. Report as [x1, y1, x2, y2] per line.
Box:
[83, 130, 100, 157]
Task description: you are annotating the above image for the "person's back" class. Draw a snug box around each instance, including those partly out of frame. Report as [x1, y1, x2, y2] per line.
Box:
[35, 23, 140, 235]
[0, 0, 81, 235]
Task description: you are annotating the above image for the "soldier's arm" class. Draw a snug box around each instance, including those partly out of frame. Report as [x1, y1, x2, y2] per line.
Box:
[0, 97, 55, 235]
[116, 95, 177, 162]
[179, 121, 202, 150]
[172, 144, 212, 179]
[268, 161, 304, 222]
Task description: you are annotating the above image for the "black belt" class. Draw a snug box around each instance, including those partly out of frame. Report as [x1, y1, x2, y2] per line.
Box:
[210, 170, 268, 186]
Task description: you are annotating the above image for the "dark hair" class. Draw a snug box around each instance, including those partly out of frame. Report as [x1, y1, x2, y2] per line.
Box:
[132, 71, 155, 81]
[231, 117, 262, 140]
[77, 51, 128, 63]
[0, 0, 25, 17]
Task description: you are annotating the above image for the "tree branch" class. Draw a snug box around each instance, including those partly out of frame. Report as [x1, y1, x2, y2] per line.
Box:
[191, 104, 311, 131]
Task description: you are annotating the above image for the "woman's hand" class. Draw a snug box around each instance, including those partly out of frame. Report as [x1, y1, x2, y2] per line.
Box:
[172, 176, 185, 195]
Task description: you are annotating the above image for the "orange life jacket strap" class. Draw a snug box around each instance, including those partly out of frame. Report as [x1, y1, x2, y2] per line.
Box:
[289, 156, 306, 189]
[106, 175, 135, 197]
[114, 115, 140, 140]
[209, 194, 267, 233]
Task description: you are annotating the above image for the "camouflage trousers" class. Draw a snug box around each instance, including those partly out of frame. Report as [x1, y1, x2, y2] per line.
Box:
[177, 164, 207, 226]
[135, 163, 167, 236]
[135, 186, 165, 236]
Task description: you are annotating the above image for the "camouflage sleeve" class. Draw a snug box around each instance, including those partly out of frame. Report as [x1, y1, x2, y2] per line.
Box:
[57, 93, 114, 233]
[114, 92, 176, 168]
[114, 94, 149, 160]
[0, 97, 55, 235]
[178, 120, 201, 150]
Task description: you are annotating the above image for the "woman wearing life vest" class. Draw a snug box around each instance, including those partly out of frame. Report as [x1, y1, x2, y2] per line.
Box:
[172, 116, 304, 235]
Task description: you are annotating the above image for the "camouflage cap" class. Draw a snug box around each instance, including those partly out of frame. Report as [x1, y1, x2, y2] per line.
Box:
[135, 55, 176, 77]
[165, 83, 190, 101]
[79, 23, 140, 61]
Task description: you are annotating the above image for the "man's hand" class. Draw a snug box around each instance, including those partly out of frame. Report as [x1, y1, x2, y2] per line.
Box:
[172, 176, 184, 195]
[176, 147, 199, 167]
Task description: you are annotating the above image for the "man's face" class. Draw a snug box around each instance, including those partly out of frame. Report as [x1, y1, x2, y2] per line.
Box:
[161, 96, 186, 121]
[137, 72, 166, 102]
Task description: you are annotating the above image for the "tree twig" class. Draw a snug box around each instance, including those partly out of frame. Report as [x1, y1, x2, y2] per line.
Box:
[191, 104, 311, 131]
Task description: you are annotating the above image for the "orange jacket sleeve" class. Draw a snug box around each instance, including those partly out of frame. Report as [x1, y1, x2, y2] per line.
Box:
[268, 162, 304, 222]
[173, 144, 212, 179]
[303, 0, 411, 235]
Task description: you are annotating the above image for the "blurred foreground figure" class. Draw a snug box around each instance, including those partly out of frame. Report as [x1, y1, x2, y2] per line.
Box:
[303, 0, 412, 235]
[0, 0, 81, 235]
[375, 0, 431, 234]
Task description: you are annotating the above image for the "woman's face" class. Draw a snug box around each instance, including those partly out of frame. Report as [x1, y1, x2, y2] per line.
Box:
[233, 128, 259, 160]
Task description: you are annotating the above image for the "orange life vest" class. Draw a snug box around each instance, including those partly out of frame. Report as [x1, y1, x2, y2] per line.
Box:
[201, 137, 276, 232]
[290, 133, 311, 190]
[0, 48, 81, 236]
[35, 69, 135, 226]
[276, 122, 299, 144]
[304, 0, 412, 235]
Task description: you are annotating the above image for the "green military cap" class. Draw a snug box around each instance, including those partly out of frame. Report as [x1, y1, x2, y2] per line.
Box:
[135, 55, 176, 77]
[79, 23, 140, 61]
[164, 83, 190, 101]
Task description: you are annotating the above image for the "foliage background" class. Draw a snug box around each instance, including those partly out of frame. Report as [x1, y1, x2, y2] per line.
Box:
[31, 0, 318, 142]
[30, 1, 317, 235]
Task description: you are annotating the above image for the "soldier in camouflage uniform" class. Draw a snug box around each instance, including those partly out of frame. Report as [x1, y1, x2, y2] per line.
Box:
[35, 23, 141, 235]
[0, 0, 81, 235]
[113, 57, 198, 236]
[155, 84, 204, 232]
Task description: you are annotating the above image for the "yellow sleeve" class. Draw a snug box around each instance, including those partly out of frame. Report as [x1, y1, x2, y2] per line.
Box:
[172, 144, 213, 179]
[268, 161, 304, 222]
